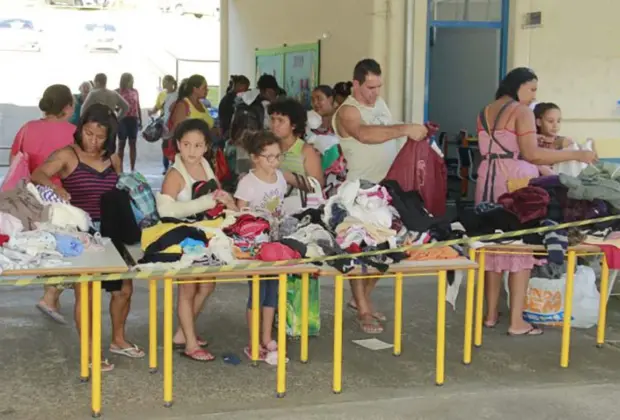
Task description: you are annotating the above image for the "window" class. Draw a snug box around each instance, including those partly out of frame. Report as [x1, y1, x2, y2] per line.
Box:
[431, 0, 503, 22]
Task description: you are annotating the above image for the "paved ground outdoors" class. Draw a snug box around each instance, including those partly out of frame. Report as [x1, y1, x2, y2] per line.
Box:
[1, 274, 620, 419]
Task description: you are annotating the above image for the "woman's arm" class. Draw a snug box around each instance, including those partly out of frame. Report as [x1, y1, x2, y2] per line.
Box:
[302, 143, 325, 186]
[31, 148, 73, 200]
[516, 107, 596, 165]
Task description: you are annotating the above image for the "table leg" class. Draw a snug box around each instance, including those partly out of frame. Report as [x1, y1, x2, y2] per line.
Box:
[597, 256, 610, 348]
[463, 249, 476, 365]
[149, 279, 158, 373]
[393, 272, 403, 356]
[301, 272, 309, 363]
[474, 250, 486, 348]
[276, 273, 287, 398]
[163, 278, 174, 407]
[436, 270, 447, 386]
[251, 275, 260, 366]
[333, 275, 344, 394]
[91, 281, 102, 418]
[561, 250, 577, 368]
[80, 282, 90, 383]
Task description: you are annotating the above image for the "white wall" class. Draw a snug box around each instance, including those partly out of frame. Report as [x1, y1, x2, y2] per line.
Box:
[428, 27, 499, 136]
[223, 0, 408, 120]
[509, 0, 620, 158]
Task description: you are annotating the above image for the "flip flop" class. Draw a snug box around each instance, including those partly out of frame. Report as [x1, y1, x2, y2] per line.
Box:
[182, 348, 216, 362]
[89, 359, 115, 372]
[109, 344, 145, 359]
[173, 337, 208, 350]
[357, 314, 384, 334]
[35, 303, 67, 325]
[507, 326, 544, 337]
[348, 302, 387, 322]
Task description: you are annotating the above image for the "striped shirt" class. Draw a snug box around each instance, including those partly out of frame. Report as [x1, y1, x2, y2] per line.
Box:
[62, 149, 118, 220]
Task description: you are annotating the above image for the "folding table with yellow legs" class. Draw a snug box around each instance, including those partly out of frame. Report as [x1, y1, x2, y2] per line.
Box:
[320, 258, 477, 393]
[160, 265, 318, 407]
[464, 244, 611, 369]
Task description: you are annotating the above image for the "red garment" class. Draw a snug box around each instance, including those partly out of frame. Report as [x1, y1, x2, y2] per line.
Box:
[593, 244, 620, 270]
[255, 242, 301, 261]
[223, 214, 270, 239]
[0, 234, 9, 246]
[497, 186, 550, 224]
[383, 122, 447, 216]
[205, 203, 226, 219]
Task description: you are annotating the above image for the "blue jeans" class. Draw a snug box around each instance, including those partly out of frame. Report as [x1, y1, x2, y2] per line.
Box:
[247, 279, 278, 309]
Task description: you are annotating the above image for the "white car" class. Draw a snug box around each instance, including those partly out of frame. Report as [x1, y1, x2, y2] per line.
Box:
[0, 18, 42, 52]
[84, 23, 121, 53]
[159, 0, 220, 19]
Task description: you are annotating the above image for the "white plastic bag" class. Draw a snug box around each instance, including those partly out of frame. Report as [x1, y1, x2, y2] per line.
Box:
[503, 265, 599, 328]
[552, 138, 593, 177]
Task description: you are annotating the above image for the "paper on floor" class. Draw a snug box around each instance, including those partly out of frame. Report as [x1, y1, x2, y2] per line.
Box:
[352, 338, 393, 351]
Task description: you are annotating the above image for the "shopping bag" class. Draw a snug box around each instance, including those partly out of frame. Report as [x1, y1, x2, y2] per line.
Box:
[503, 265, 599, 328]
[286, 273, 320, 338]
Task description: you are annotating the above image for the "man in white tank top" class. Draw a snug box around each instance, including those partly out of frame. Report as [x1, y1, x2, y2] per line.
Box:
[333, 58, 428, 333]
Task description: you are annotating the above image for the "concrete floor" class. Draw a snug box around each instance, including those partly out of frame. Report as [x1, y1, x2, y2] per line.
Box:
[1, 275, 620, 420]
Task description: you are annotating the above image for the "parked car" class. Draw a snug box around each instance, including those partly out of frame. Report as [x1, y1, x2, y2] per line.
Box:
[159, 0, 219, 19]
[84, 23, 121, 53]
[0, 18, 42, 52]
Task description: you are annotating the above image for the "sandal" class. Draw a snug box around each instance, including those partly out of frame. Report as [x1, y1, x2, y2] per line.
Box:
[181, 348, 216, 362]
[109, 344, 145, 359]
[484, 312, 502, 329]
[36, 302, 67, 325]
[89, 359, 115, 372]
[173, 336, 208, 350]
[348, 301, 387, 322]
[244, 346, 267, 361]
[357, 314, 384, 334]
[507, 326, 544, 337]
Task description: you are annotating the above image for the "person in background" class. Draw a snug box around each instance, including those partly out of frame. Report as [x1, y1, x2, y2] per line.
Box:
[81, 73, 129, 121]
[116, 72, 142, 172]
[149, 75, 178, 173]
[333, 58, 428, 334]
[333, 81, 352, 108]
[70, 81, 93, 125]
[219, 74, 250, 138]
[32, 104, 145, 371]
[311, 85, 337, 132]
[475, 67, 596, 336]
[10, 84, 76, 325]
[168, 75, 215, 136]
[234, 131, 287, 361]
[269, 97, 324, 189]
[158, 118, 236, 362]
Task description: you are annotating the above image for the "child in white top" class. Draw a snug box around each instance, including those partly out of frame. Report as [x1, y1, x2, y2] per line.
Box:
[234, 130, 287, 361]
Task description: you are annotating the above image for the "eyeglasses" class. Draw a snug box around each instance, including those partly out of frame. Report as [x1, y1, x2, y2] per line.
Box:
[260, 154, 284, 163]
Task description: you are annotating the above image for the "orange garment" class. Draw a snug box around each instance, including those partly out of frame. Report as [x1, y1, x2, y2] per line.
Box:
[407, 247, 459, 261]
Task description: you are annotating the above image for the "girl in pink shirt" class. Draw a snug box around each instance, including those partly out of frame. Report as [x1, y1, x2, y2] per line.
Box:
[10, 84, 75, 324]
[10, 84, 76, 187]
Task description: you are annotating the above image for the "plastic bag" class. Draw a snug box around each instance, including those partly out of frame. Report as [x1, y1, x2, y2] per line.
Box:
[142, 117, 164, 143]
[552, 139, 593, 177]
[383, 123, 447, 216]
[503, 265, 599, 328]
[0, 151, 31, 192]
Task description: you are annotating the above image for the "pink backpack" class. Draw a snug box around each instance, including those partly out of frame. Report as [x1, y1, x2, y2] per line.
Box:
[1, 126, 31, 192]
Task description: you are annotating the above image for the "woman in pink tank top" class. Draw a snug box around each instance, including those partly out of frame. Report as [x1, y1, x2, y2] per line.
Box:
[10, 84, 76, 187]
[475, 68, 596, 337]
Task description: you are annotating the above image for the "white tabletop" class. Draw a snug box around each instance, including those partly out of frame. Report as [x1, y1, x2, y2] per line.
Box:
[1, 242, 128, 278]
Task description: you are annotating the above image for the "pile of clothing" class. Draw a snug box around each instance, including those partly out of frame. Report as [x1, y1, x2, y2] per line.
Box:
[136, 178, 465, 274]
[0, 181, 110, 273]
[457, 162, 620, 268]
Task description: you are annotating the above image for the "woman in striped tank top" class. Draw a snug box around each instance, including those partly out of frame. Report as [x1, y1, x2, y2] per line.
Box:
[32, 104, 144, 371]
